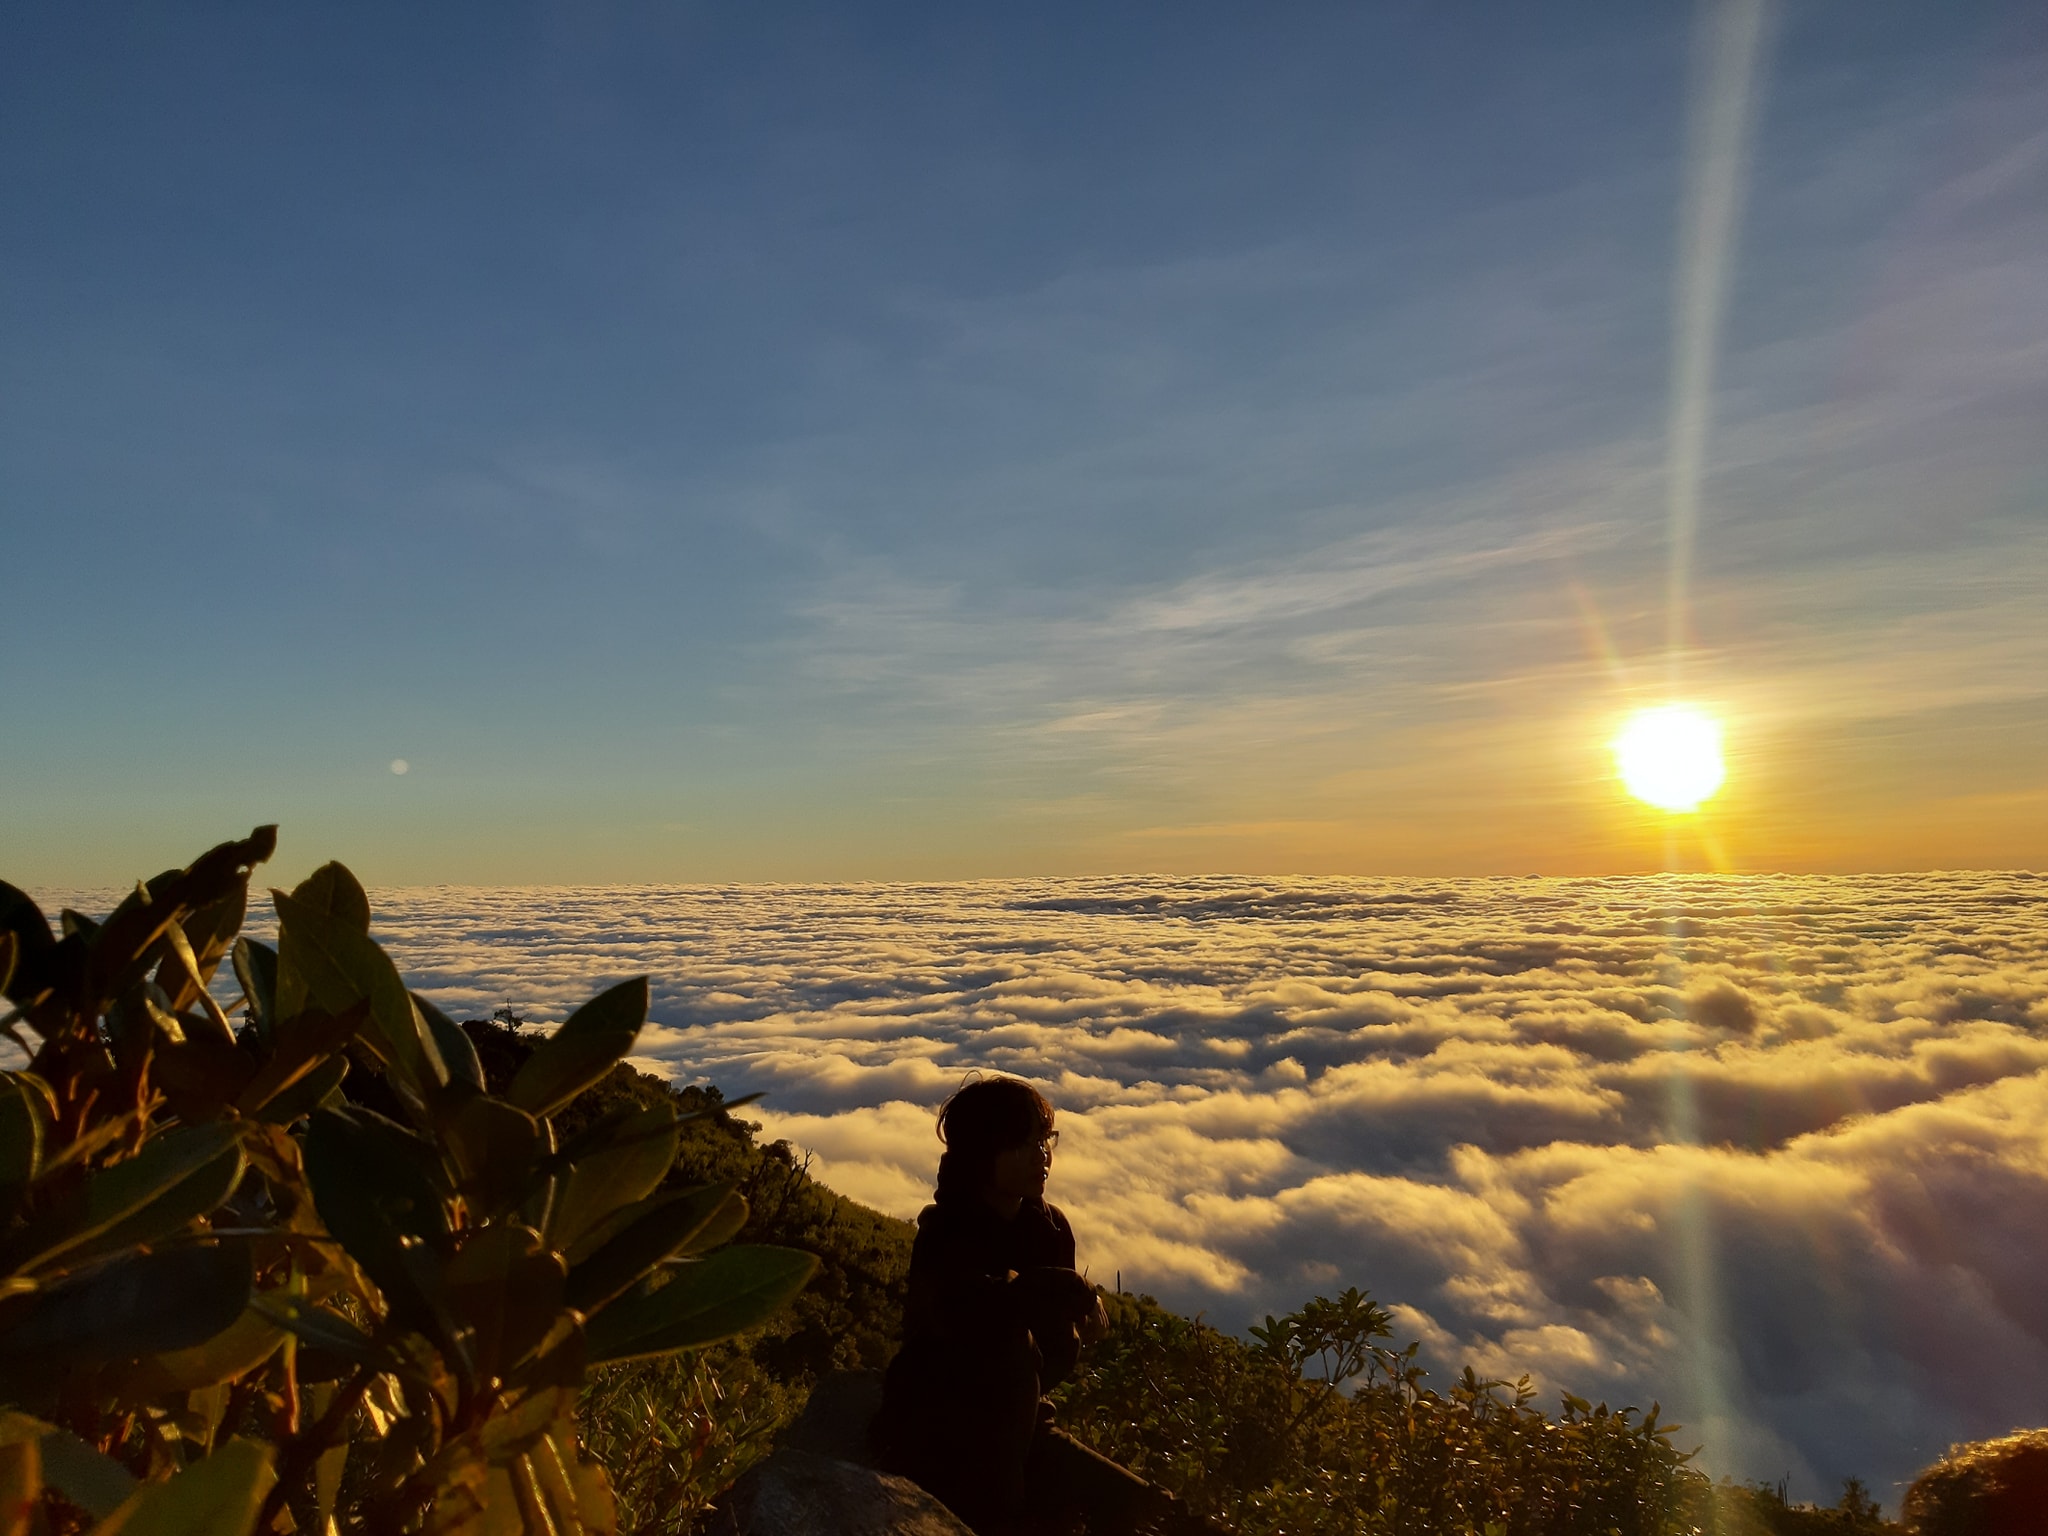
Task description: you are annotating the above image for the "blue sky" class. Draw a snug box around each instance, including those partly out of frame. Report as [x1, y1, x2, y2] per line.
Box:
[5, 1, 2044, 885]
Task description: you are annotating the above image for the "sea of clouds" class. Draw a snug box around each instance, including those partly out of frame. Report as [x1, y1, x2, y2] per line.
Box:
[50, 873, 2047, 1503]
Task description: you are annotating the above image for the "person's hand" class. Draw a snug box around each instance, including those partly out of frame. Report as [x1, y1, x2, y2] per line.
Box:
[1078, 1293, 1109, 1346]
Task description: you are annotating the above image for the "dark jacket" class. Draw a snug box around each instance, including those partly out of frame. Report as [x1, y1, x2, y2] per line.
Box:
[876, 1195, 1098, 1518]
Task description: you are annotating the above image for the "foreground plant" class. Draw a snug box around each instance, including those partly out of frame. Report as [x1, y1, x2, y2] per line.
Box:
[0, 828, 817, 1534]
[578, 1345, 799, 1536]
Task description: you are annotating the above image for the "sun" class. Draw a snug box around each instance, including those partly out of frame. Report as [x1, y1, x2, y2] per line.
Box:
[1613, 704, 1726, 812]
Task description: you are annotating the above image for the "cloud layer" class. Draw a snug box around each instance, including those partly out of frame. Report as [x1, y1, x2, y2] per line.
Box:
[209, 874, 2048, 1500]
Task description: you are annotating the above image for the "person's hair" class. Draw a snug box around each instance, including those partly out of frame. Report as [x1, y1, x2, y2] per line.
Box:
[933, 1076, 1055, 1205]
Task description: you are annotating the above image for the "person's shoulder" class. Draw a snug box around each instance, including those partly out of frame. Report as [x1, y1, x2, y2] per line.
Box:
[915, 1199, 985, 1240]
[1027, 1201, 1078, 1269]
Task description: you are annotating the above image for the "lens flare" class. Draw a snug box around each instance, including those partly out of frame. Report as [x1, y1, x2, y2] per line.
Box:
[1614, 705, 1725, 812]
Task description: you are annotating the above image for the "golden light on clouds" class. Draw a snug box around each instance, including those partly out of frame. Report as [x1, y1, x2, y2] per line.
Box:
[1614, 704, 1726, 812]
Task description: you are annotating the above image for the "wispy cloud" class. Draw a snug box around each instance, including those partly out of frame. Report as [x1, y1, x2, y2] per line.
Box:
[758, 56, 2048, 877]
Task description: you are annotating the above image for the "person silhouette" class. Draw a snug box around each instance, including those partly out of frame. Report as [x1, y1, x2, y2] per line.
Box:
[873, 1077, 1184, 1536]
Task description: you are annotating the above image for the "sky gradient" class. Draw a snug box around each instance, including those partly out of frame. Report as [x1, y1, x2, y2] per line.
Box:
[5, 1, 2045, 885]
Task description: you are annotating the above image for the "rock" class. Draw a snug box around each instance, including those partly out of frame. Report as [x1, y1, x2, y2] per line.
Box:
[711, 1448, 974, 1536]
[779, 1370, 886, 1465]
[710, 1373, 976, 1536]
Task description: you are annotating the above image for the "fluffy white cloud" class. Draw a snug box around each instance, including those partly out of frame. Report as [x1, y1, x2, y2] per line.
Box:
[150, 872, 2046, 1502]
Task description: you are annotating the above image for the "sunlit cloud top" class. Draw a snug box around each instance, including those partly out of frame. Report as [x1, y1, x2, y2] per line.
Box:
[53, 869, 2026, 1501]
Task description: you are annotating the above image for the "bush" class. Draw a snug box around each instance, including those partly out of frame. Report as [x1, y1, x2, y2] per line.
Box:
[1900, 1429, 2048, 1536]
[1056, 1287, 1710, 1536]
[0, 830, 817, 1535]
[463, 1016, 914, 1385]
[577, 1344, 800, 1536]
[1704, 1478, 1899, 1536]
[457, 1013, 916, 1535]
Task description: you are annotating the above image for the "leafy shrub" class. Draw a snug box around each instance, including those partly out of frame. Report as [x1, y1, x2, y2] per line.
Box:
[464, 1016, 914, 1384]
[1702, 1477, 1899, 1536]
[578, 1344, 799, 1535]
[0, 830, 818, 1535]
[1056, 1288, 1711, 1536]
[456, 1014, 915, 1535]
[1899, 1429, 2048, 1536]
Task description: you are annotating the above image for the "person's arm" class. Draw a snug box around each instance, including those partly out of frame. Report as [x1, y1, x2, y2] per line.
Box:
[1078, 1291, 1109, 1345]
[1013, 1266, 1100, 1382]
[904, 1204, 1099, 1377]
[906, 1210, 1031, 1342]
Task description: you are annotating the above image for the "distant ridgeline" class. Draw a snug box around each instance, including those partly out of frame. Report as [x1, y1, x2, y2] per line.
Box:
[468, 1016, 1903, 1536]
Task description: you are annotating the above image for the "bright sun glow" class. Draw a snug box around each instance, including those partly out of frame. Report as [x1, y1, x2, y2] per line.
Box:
[1613, 704, 1726, 812]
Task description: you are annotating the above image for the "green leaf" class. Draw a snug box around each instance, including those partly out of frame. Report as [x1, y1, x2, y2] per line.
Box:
[124, 1302, 289, 1396]
[249, 1294, 385, 1370]
[443, 1224, 568, 1386]
[0, 1245, 253, 1397]
[0, 884, 55, 1015]
[438, 1088, 542, 1218]
[290, 862, 371, 935]
[301, 1108, 453, 1341]
[0, 1428, 37, 1534]
[506, 1310, 586, 1394]
[0, 1073, 45, 1223]
[102, 982, 178, 1067]
[251, 1052, 349, 1125]
[518, 1129, 557, 1236]
[472, 1386, 570, 1460]
[414, 993, 484, 1091]
[156, 889, 247, 1017]
[87, 1437, 275, 1536]
[546, 1101, 679, 1255]
[230, 937, 277, 1047]
[585, 1245, 818, 1363]
[0, 1413, 43, 1524]
[303, 1106, 451, 1252]
[532, 1424, 608, 1535]
[676, 1186, 749, 1256]
[9, 1123, 245, 1273]
[505, 977, 647, 1120]
[82, 828, 276, 1015]
[234, 1000, 368, 1118]
[0, 883, 54, 982]
[150, 1036, 257, 1122]
[273, 887, 447, 1110]
[307, 1383, 348, 1528]
[406, 1390, 574, 1527]
[563, 1184, 742, 1314]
